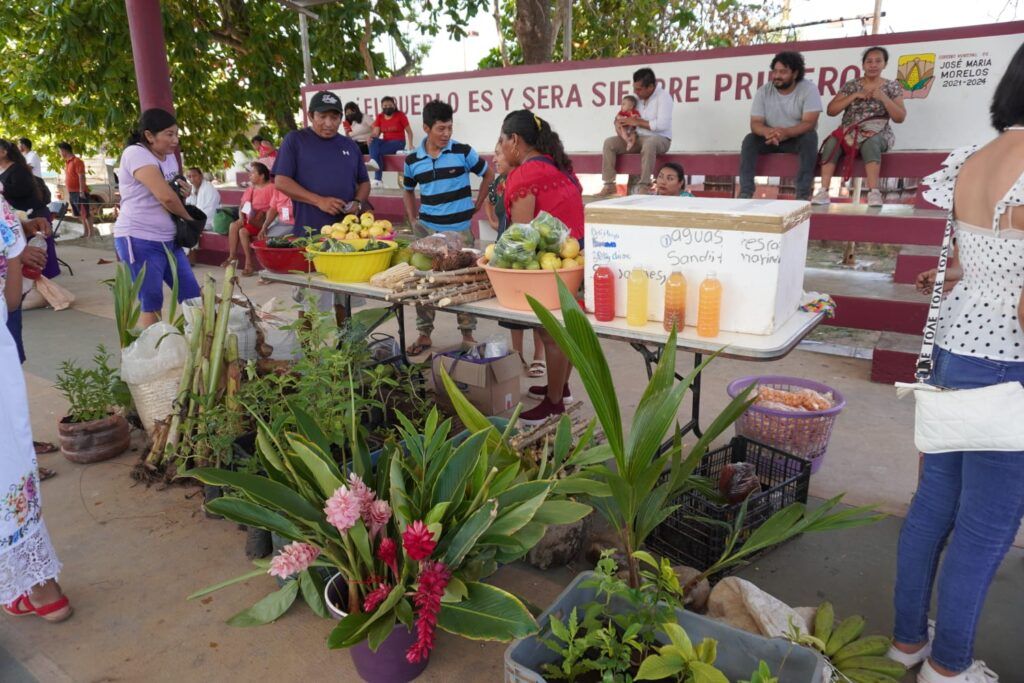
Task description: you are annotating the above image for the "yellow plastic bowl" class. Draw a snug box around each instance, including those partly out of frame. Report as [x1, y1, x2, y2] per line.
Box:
[307, 240, 398, 283]
[480, 257, 585, 311]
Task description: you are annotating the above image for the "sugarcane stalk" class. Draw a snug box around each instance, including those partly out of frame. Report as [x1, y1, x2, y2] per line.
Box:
[162, 303, 206, 456]
[437, 289, 495, 307]
[206, 264, 236, 402]
[427, 272, 488, 284]
[428, 265, 483, 279]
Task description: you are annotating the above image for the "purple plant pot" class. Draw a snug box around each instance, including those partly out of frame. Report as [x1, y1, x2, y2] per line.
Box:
[325, 573, 430, 683]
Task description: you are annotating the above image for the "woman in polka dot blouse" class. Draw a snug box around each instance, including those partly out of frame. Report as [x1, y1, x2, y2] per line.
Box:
[889, 42, 1024, 683]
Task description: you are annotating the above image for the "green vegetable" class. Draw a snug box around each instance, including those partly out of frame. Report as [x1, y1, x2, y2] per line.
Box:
[410, 253, 433, 271]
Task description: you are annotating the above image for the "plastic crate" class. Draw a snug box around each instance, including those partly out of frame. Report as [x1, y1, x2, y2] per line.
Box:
[646, 436, 810, 572]
[504, 571, 825, 682]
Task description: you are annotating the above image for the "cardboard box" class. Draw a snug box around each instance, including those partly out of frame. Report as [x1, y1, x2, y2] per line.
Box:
[432, 347, 522, 416]
[584, 196, 811, 335]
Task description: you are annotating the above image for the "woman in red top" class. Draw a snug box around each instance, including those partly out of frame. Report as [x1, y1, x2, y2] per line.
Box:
[498, 110, 584, 424]
[367, 96, 414, 186]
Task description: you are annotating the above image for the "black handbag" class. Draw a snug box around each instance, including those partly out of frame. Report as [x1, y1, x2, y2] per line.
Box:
[168, 174, 206, 249]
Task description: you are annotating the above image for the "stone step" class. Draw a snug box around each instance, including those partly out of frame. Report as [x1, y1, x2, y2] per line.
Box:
[870, 331, 921, 384]
[893, 245, 940, 284]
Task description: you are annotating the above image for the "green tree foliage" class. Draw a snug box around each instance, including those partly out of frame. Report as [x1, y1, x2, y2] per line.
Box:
[482, 0, 782, 68]
[0, 0, 487, 170]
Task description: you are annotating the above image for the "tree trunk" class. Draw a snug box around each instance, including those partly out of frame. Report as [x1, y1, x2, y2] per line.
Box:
[494, 0, 509, 67]
[359, 11, 376, 79]
[514, 0, 556, 64]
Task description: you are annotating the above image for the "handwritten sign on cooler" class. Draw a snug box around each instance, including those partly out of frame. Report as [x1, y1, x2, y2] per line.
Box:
[583, 196, 810, 336]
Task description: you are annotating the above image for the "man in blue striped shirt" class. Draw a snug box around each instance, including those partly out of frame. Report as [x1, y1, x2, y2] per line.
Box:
[403, 100, 494, 355]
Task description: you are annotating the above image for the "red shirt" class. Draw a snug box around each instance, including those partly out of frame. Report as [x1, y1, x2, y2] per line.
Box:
[373, 111, 410, 142]
[65, 156, 87, 193]
[504, 156, 585, 240]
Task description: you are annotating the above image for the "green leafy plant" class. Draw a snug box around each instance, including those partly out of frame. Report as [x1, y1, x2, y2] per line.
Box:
[108, 262, 144, 349]
[740, 661, 778, 683]
[635, 622, 727, 682]
[187, 394, 592, 656]
[54, 345, 130, 422]
[526, 280, 883, 587]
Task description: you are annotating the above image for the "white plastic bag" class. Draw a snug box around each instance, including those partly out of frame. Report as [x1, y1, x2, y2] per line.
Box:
[120, 322, 188, 385]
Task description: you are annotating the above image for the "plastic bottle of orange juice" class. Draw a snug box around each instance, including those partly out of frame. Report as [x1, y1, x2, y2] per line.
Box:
[697, 272, 722, 337]
[662, 271, 687, 333]
[626, 267, 649, 327]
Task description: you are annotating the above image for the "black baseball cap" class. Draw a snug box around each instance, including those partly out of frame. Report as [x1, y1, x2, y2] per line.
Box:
[308, 91, 343, 114]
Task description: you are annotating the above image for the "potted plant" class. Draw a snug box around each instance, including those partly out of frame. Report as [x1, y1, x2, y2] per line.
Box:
[187, 395, 594, 681]
[506, 552, 819, 682]
[54, 345, 132, 464]
[500, 282, 882, 681]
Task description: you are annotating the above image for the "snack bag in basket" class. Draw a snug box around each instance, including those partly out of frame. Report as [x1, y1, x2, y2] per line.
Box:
[492, 223, 540, 269]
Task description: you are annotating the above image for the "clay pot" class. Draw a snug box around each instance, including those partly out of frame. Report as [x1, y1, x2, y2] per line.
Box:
[58, 413, 131, 464]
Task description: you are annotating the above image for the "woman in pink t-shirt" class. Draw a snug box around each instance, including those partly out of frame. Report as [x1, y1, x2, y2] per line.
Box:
[113, 109, 200, 328]
[224, 162, 275, 276]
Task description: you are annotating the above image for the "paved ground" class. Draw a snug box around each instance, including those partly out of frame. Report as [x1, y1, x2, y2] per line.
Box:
[1, 242, 1021, 681]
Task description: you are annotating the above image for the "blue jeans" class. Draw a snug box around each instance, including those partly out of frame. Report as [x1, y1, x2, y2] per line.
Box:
[368, 139, 405, 181]
[894, 346, 1024, 671]
[114, 236, 201, 312]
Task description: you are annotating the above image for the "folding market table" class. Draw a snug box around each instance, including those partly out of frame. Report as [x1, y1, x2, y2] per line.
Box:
[260, 271, 824, 437]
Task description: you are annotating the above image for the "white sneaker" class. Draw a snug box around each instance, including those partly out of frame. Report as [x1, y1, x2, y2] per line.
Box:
[364, 158, 380, 172]
[888, 620, 936, 668]
[919, 659, 999, 683]
[868, 188, 884, 206]
[370, 179, 384, 189]
[811, 188, 831, 205]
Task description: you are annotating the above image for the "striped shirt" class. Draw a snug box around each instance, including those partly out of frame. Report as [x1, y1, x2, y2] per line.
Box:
[403, 139, 487, 231]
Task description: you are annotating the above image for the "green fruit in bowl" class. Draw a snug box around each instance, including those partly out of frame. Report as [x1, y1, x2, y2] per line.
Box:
[525, 260, 541, 270]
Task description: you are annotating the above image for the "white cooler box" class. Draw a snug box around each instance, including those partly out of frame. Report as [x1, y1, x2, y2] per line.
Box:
[584, 196, 811, 336]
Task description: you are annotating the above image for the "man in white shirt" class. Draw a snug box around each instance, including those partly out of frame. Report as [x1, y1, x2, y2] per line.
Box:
[596, 67, 674, 197]
[185, 167, 221, 230]
[17, 138, 42, 178]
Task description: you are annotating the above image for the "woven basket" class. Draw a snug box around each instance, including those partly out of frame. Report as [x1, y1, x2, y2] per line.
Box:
[128, 370, 182, 434]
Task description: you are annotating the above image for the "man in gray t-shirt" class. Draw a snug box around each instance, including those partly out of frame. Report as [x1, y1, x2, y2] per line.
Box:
[738, 51, 822, 200]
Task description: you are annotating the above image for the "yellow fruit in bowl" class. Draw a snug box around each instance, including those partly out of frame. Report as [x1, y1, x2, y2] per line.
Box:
[560, 237, 581, 259]
[484, 244, 496, 262]
[576, 252, 584, 267]
[560, 257, 578, 269]
[346, 231, 361, 240]
[360, 212, 375, 227]
[359, 229, 370, 238]
[320, 225, 334, 235]
[368, 226, 384, 237]
[540, 253, 561, 271]
[343, 214, 359, 225]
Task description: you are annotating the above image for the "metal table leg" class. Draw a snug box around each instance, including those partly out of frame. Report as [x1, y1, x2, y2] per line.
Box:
[629, 342, 704, 438]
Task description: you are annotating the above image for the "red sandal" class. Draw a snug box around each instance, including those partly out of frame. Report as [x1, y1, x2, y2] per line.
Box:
[3, 593, 73, 622]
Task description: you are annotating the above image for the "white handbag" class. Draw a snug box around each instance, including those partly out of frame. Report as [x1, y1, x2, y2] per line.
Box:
[895, 212, 1024, 454]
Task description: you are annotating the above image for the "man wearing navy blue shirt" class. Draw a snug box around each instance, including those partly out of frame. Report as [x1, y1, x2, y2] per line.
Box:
[273, 91, 370, 322]
[273, 91, 370, 234]
[402, 100, 493, 355]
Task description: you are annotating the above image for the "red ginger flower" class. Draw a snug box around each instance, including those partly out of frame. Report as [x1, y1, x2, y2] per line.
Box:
[363, 583, 392, 613]
[402, 521, 436, 561]
[406, 561, 451, 664]
[377, 537, 399, 578]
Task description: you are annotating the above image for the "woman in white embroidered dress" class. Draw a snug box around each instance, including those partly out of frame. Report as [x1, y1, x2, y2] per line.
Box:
[889, 43, 1024, 683]
[0, 196, 70, 622]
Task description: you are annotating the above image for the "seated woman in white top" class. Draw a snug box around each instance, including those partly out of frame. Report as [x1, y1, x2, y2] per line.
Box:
[343, 102, 373, 155]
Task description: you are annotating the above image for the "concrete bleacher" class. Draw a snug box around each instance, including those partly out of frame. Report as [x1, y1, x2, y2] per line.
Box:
[201, 150, 947, 382]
